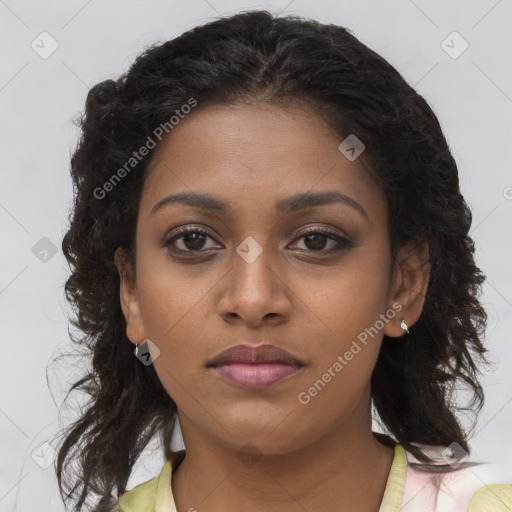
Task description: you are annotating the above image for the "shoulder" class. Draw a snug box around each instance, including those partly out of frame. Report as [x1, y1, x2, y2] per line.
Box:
[468, 483, 512, 511]
[400, 443, 512, 512]
[110, 450, 185, 512]
[110, 474, 160, 512]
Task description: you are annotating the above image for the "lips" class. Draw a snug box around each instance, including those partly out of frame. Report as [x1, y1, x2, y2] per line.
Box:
[207, 344, 305, 389]
[208, 344, 303, 366]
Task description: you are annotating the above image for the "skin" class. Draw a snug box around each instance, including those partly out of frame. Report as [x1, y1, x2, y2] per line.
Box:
[115, 102, 430, 512]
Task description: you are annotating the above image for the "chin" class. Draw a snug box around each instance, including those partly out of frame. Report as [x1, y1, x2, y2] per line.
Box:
[228, 435, 305, 457]
[217, 415, 313, 456]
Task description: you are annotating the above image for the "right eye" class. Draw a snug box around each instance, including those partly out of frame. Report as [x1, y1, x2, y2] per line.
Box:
[163, 227, 221, 253]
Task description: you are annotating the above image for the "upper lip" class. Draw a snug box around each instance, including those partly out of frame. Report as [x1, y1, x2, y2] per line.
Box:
[207, 344, 304, 366]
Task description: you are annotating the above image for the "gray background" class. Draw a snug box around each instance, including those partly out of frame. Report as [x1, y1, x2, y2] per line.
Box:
[1, 0, 511, 510]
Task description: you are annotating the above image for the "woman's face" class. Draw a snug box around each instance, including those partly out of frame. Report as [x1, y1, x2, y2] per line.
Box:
[117, 102, 419, 455]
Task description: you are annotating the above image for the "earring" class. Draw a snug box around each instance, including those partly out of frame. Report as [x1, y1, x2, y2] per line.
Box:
[134, 339, 146, 357]
[400, 318, 409, 333]
[134, 339, 152, 358]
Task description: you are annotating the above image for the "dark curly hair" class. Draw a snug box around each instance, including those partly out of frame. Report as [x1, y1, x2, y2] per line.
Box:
[53, 9, 491, 512]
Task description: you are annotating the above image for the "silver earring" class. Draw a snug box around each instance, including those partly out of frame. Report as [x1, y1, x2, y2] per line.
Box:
[135, 339, 148, 357]
[400, 318, 409, 333]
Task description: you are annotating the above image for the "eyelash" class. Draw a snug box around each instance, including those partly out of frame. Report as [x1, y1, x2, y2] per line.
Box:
[162, 226, 354, 256]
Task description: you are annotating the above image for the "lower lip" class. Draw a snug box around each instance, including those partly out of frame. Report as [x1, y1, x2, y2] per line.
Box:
[211, 363, 302, 389]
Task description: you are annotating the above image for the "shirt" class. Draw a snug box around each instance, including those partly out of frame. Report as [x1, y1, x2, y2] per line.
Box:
[111, 444, 512, 511]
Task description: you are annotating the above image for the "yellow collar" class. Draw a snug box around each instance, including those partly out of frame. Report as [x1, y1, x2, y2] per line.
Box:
[378, 444, 407, 511]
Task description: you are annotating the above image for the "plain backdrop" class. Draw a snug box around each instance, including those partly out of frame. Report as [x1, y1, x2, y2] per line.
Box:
[1, 1, 511, 510]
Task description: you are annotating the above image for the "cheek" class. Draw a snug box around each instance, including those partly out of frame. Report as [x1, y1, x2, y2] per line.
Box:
[136, 259, 215, 386]
[139, 269, 210, 411]
[294, 244, 391, 399]
[299, 245, 391, 346]
[138, 254, 213, 339]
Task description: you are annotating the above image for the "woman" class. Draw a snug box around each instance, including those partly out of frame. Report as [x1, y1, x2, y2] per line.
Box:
[55, 10, 512, 512]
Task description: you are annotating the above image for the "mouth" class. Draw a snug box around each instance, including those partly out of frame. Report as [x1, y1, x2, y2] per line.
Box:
[207, 343, 305, 389]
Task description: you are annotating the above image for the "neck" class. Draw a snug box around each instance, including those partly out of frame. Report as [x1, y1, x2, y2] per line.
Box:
[172, 413, 395, 512]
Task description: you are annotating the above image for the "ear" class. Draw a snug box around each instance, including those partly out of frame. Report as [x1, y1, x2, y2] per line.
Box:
[114, 247, 147, 346]
[384, 239, 430, 337]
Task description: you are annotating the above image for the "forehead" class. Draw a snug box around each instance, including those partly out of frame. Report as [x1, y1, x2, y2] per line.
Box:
[139, 103, 385, 221]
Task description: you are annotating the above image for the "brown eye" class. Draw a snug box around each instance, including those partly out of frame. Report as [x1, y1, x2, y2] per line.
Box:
[163, 228, 219, 252]
[302, 233, 331, 251]
[291, 228, 353, 254]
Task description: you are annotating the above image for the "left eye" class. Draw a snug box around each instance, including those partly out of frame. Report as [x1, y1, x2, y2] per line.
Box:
[290, 229, 353, 253]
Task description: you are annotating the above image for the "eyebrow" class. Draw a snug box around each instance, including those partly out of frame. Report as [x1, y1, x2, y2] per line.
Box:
[151, 191, 369, 221]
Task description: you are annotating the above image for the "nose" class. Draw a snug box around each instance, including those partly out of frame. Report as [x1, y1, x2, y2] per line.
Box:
[217, 241, 292, 327]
